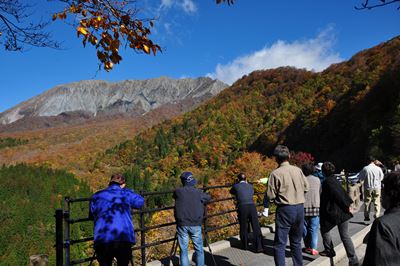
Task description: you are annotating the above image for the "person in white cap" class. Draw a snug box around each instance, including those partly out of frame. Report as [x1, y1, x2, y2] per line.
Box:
[314, 162, 325, 183]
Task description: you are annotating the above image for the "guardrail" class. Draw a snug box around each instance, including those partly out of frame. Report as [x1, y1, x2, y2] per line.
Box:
[55, 184, 265, 266]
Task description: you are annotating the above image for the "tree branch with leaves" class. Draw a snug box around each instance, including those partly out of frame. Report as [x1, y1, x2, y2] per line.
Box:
[0, 0, 60, 51]
[53, 0, 162, 71]
[0, 0, 233, 71]
[355, 0, 400, 10]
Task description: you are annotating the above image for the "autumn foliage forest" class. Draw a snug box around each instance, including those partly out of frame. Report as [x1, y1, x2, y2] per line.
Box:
[0, 36, 399, 264]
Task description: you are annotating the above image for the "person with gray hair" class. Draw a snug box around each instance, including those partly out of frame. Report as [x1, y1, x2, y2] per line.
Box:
[301, 163, 321, 256]
[266, 145, 309, 266]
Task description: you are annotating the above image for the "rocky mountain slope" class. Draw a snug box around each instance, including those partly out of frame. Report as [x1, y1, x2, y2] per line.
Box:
[0, 77, 227, 131]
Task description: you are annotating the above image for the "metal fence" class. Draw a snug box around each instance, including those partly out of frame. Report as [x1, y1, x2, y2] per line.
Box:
[55, 184, 264, 266]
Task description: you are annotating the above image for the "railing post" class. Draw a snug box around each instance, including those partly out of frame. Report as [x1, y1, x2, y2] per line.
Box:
[140, 190, 146, 266]
[64, 197, 71, 266]
[55, 209, 63, 266]
[203, 186, 209, 242]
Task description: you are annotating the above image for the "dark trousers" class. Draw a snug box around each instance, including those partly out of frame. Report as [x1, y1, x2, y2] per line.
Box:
[94, 242, 133, 266]
[321, 220, 359, 265]
[238, 203, 263, 251]
[274, 204, 304, 266]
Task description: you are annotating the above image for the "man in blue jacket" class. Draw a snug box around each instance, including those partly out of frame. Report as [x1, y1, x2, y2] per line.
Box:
[90, 174, 144, 266]
[174, 172, 211, 266]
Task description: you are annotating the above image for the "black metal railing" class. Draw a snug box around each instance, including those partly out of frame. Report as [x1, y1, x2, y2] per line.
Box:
[55, 184, 265, 266]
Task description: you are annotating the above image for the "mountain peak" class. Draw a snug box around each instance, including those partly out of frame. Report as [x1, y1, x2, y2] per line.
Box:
[0, 77, 228, 126]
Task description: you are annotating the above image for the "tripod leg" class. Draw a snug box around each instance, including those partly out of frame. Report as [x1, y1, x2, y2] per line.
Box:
[203, 231, 217, 266]
[168, 232, 179, 265]
[88, 251, 96, 266]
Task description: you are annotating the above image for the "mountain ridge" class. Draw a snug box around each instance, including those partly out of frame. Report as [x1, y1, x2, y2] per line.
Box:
[0, 77, 227, 126]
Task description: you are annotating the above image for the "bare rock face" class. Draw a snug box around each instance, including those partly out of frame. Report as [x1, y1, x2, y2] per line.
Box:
[0, 77, 227, 127]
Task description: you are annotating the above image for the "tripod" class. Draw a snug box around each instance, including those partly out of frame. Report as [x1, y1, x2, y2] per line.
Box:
[168, 229, 217, 266]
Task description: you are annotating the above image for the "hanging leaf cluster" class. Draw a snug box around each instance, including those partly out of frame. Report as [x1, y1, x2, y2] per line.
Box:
[53, 0, 161, 71]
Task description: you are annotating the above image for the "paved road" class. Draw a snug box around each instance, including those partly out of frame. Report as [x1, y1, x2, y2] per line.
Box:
[335, 243, 366, 266]
[204, 209, 372, 266]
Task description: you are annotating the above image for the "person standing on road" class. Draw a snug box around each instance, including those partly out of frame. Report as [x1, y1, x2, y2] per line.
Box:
[89, 174, 144, 266]
[266, 145, 309, 266]
[314, 162, 325, 184]
[393, 160, 400, 172]
[319, 162, 360, 266]
[301, 163, 321, 256]
[363, 172, 400, 266]
[174, 171, 211, 266]
[358, 156, 384, 221]
[230, 173, 263, 252]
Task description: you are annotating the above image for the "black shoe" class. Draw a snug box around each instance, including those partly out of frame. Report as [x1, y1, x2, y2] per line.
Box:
[364, 217, 370, 222]
[256, 248, 264, 253]
[319, 250, 335, 257]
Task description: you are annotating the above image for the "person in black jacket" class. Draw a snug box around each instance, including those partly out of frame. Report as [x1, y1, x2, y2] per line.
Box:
[319, 162, 360, 266]
[363, 172, 400, 266]
[230, 173, 263, 252]
[174, 171, 211, 266]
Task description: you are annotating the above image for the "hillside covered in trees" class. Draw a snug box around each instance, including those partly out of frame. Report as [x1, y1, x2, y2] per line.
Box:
[0, 164, 92, 265]
[92, 36, 400, 193]
[0, 36, 399, 265]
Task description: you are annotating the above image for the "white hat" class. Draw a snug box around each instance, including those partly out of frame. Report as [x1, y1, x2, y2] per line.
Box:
[315, 162, 323, 171]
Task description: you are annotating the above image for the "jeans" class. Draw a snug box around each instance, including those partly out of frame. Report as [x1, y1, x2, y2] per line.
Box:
[303, 216, 319, 250]
[321, 220, 359, 265]
[274, 204, 304, 266]
[177, 225, 204, 266]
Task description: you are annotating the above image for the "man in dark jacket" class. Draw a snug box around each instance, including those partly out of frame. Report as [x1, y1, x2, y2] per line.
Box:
[89, 174, 144, 266]
[230, 173, 263, 252]
[319, 162, 359, 266]
[174, 172, 211, 266]
[363, 172, 400, 265]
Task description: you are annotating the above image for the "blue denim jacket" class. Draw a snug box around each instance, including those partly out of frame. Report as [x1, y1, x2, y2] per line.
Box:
[90, 184, 144, 245]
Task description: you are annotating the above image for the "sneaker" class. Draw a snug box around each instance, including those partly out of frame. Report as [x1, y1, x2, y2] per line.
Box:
[364, 217, 371, 222]
[319, 250, 335, 257]
[304, 248, 319, 255]
[309, 249, 319, 256]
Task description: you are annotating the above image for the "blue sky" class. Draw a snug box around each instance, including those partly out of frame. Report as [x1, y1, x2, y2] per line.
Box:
[0, 0, 399, 112]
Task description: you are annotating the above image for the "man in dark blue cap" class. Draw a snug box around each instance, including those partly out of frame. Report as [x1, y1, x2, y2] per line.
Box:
[173, 171, 211, 266]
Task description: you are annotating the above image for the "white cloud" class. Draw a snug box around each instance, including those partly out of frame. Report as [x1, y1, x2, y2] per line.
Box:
[181, 0, 197, 13]
[158, 0, 197, 14]
[161, 0, 173, 8]
[207, 27, 343, 85]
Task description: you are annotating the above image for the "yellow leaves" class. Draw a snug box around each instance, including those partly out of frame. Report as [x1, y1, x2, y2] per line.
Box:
[89, 34, 98, 45]
[53, 0, 162, 71]
[143, 44, 150, 54]
[104, 61, 113, 71]
[77, 26, 88, 36]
